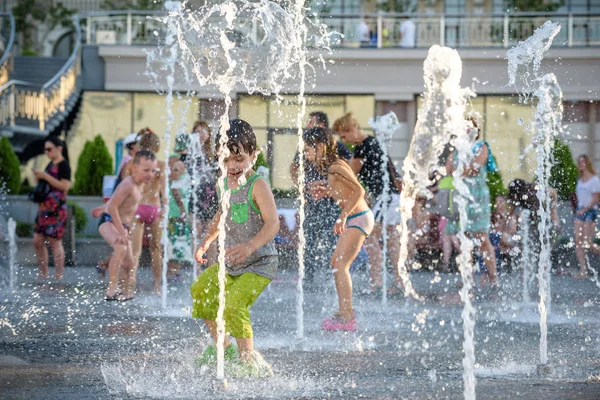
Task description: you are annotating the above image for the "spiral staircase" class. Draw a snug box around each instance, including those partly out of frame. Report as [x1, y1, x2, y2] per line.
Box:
[0, 13, 83, 163]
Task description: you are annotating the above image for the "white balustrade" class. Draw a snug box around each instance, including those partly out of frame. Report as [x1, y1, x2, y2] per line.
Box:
[78, 10, 600, 49]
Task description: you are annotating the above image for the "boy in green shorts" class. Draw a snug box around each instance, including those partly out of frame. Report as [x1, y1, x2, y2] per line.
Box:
[191, 119, 279, 376]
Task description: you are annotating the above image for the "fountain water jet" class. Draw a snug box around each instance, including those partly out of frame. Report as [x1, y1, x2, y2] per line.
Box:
[507, 20, 563, 368]
[402, 44, 476, 399]
[158, 0, 332, 378]
[8, 217, 16, 291]
[159, 1, 180, 309]
[533, 73, 563, 364]
[145, 1, 198, 308]
[292, 0, 309, 340]
[369, 112, 402, 305]
[519, 209, 534, 303]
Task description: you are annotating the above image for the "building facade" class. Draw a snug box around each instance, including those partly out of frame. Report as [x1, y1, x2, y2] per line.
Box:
[4, 1, 600, 190]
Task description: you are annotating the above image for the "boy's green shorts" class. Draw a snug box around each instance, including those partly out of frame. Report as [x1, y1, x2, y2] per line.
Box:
[190, 264, 271, 338]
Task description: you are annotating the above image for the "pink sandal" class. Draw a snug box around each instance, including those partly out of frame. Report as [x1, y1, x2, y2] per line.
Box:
[322, 312, 357, 332]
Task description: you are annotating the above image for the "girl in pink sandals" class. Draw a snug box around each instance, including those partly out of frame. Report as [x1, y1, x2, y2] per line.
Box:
[304, 127, 374, 331]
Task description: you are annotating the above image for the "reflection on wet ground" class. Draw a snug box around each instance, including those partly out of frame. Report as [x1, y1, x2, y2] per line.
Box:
[1, 265, 600, 398]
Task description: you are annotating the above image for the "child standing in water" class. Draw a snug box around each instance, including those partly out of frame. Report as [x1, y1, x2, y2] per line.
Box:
[191, 119, 279, 375]
[93, 150, 157, 301]
[305, 127, 374, 331]
[166, 155, 192, 280]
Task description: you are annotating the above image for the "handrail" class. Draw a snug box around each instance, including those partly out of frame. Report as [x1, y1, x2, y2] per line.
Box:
[0, 12, 16, 88]
[0, 12, 15, 69]
[79, 9, 600, 18]
[0, 14, 82, 133]
[0, 79, 41, 92]
[43, 15, 82, 90]
[0, 16, 82, 92]
[80, 9, 165, 17]
[80, 10, 600, 49]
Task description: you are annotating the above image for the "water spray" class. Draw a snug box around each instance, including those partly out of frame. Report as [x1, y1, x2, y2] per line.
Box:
[164, 0, 332, 378]
[370, 112, 402, 306]
[8, 217, 16, 291]
[519, 209, 533, 303]
[507, 20, 563, 369]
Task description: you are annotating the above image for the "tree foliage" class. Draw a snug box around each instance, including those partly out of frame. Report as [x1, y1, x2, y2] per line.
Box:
[101, 0, 164, 10]
[254, 151, 269, 169]
[376, 0, 416, 13]
[12, 0, 75, 54]
[505, 0, 565, 12]
[487, 169, 507, 209]
[71, 136, 113, 196]
[0, 136, 22, 195]
[549, 138, 578, 200]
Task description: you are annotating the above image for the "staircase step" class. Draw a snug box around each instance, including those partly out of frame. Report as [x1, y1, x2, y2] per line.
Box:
[10, 56, 69, 86]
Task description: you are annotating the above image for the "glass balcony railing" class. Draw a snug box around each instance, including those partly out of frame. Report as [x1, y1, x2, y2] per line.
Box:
[80, 10, 600, 48]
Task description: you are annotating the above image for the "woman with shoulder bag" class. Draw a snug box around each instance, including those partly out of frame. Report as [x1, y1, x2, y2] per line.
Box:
[32, 137, 72, 280]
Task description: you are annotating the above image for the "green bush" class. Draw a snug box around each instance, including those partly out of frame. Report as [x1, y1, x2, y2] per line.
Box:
[71, 141, 92, 195]
[21, 48, 37, 56]
[506, 0, 564, 12]
[0, 136, 21, 195]
[67, 201, 88, 233]
[549, 138, 578, 201]
[272, 188, 299, 198]
[487, 169, 507, 209]
[16, 221, 33, 237]
[71, 135, 113, 196]
[254, 151, 269, 170]
[19, 179, 33, 195]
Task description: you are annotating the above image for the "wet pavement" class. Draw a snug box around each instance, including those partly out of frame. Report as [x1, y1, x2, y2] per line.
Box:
[1, 263, 600, 399]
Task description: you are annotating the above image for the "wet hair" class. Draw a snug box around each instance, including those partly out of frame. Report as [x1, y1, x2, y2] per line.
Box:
[133, 149, 156, 164]
[332, 112, 360, 133]
[45, 136, 69, 162]
[138, 128, 160, 153]
[309, 111, 329, 128]
[193, 120, 210, 133]
[578, 154, 596, 176]
[303, 127, 338, 172]
[215, 119, 256, 156]
[508, 179, 538, 211]
[192, 120, 213, 160]
[467, 116, 481, 140]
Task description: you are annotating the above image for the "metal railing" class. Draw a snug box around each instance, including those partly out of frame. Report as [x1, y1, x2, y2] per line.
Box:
[83, 10, 168, 45]
[0, 16, 82, 133]
[79, 10, 600, 48]
[0, 12, 15, 88]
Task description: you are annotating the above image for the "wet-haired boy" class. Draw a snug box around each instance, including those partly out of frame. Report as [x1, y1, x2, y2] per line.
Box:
[191, 119, 279, 376]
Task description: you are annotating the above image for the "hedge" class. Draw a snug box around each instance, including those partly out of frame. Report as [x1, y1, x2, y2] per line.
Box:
[71, 135, 113, 196]
[0, 137, 21, 195]
[549, 138, 578, 201]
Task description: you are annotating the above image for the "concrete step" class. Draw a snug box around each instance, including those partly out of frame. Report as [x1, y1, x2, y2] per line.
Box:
[14, 238, 157, 268]
[16, 238, 111, 266]
[10, 56, 69, 85]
